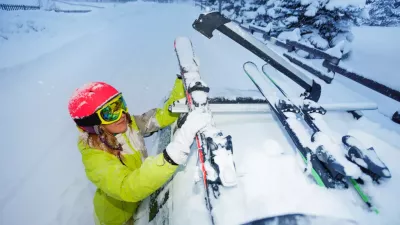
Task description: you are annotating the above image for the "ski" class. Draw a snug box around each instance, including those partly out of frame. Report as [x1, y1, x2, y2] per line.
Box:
[243, 61, 345, 188]
[244, 61, 379, 213]
[174, 37, 237, 224]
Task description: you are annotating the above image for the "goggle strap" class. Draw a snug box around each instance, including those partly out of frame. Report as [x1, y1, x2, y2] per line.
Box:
[74, 113, 102, 127]
[94, 125, 101, 135]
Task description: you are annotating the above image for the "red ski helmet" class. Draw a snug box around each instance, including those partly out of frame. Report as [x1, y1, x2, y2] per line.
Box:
[68, 82, 120, 130]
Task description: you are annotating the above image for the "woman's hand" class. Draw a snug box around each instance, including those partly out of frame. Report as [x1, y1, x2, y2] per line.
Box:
[164, 110, 211, 165]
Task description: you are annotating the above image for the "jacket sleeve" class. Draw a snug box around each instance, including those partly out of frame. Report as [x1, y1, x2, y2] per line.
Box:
[80, 141, 178, 202]
[133, 77, 185, 135]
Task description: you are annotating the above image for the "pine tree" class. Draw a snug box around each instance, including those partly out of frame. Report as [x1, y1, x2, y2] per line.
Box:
[365, 0, 400, 26]
[216, 0, 245, 21]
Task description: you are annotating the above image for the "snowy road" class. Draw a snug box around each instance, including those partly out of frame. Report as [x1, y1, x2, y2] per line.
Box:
[0, 2, 400, 225]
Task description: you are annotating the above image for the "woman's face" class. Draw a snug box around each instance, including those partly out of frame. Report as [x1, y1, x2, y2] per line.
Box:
[102, 113, 128, 134]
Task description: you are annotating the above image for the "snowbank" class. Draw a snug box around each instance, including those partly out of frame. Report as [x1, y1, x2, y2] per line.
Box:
[0, 3, 118, 69]
[326, 0, 366, 10]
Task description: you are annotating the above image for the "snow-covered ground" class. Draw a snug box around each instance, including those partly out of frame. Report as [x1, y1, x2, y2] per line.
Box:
[0, 1, 399, 225]
[0, 0, 39, 4]
[0, 2, 121, 69]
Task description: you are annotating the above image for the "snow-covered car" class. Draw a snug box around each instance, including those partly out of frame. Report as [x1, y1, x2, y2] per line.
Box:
[133, 110, 360, 225]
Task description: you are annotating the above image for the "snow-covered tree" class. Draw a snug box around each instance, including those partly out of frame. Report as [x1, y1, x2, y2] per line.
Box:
[215, 0, 366, 52]
[364, 0, 400, 26]
[202, 0, 247, 19]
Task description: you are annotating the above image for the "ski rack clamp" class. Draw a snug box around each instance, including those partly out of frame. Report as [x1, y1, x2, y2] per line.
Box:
[302, 102, 327, 115]
[188, 81, 210, 107]
[188, 81, 210, 94]
[277, 99, 300, 113]
[192, 12, 230, 39]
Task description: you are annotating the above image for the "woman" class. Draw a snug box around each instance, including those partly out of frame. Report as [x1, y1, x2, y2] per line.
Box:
[68, 77, 210, 225]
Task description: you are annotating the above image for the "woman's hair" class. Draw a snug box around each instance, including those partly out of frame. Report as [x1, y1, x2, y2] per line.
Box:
[81, 113, 133, 157]
[87, 129, 121, 156]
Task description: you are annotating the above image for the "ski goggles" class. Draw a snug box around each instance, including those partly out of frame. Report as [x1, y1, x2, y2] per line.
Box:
[96, 94, 128, 125]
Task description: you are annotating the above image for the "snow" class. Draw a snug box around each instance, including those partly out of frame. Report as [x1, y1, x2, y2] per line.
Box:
[300, 0, 313, 5]
[312, 131, 362, 178]
[383, 169, 390, 177]
[355, 158, 368, 168]
[1, 1, 400, 225]
[277, 28, 301, 42]
[250, 24, 272, 33]
[174, 36, 198, 72]
[256, 5, 266, 15]
[338, 26, 400, 118]
[243, 10, 257, 19]
[326, 41, 346, 58]
[209, 143, 236, 186]
[0, 7, 114, 69]
[285, 16, 299, 23]
[52, 0, 107, 10]
[345, 136, 385, 168]
[326, 0, 366, 10]
[267, 8, 278, 18]
[305, 4, 318, 17]
[0, 0, 38, 4]
[343, 26, 400, 92]
[308, 33, 329, 49]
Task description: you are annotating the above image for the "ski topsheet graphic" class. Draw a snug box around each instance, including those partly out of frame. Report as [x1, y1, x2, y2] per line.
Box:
[174, 37, 237, 224]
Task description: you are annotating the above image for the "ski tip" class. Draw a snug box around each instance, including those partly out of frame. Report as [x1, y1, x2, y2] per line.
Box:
[243, 61, 255, 65]
[261, 63, 270, 70]
[243, 61, 258, 70]
[174, 37, 192, 49]
[368, 203, 379, 214]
